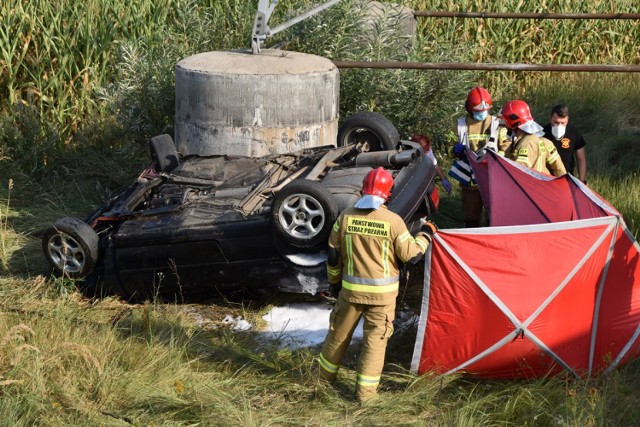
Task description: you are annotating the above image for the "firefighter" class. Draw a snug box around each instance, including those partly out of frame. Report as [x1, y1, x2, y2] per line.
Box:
[499, 100, 567, 177]
[448, 86, 510, 227]
[317, 167, 437, 403]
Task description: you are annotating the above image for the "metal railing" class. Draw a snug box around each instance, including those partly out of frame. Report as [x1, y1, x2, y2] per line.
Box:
[334, 10, 640, 73]
[413, 11, 640, 20]
[332, 61, 640, 73]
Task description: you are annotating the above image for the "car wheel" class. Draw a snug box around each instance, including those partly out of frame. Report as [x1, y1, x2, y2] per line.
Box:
[337, 111, 400, 151]
[149, 134, 179, 173]
[42, 217, 99, 278]
[272, 180, 339, 249]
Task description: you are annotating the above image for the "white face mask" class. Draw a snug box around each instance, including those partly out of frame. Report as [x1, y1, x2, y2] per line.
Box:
[551, 124, 566, 139]
[473, 110, 488, 121]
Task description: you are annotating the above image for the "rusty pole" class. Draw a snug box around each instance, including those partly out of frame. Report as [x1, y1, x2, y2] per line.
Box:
[332, 61, 640, 73]
[413, 11, 640, 20]
[333, 10, 640, 72]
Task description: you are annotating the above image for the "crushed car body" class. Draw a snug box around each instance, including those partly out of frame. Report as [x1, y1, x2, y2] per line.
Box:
[42, 114, 438, 301]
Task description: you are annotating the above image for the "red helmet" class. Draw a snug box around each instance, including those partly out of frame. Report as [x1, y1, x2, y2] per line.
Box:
[498, 100, 534, 130]
[362, 167, 394, 200]
[465, 86, 493, 113]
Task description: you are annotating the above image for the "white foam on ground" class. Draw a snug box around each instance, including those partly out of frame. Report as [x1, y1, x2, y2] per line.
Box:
[261, 303, 363, 349]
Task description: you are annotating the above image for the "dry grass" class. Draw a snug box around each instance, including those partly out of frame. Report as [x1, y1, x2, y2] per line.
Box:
[0, 261, 638, 425]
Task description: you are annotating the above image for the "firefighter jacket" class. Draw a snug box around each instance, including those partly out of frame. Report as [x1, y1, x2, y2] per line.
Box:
[448, 115, 510, 156]
[327, 205, 431, 306]
[507, 133, 567, 177]
[447, 115, 510, 189]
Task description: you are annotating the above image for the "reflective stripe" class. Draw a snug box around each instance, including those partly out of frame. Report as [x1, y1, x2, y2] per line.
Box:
[382, 240, 390, 278]
[398, 231, 411, 242]
[345, 234, 353, 277]
[516, 152, 532, 167]
[319, 353, 339, 374]
[342, 281, 398, 293]
[468, 133, 489, 141]
[343, 274, 399, 285]
[327, 266, 341, 276]
[333, 220, 340, 232]
[357, 373, 380, 387]
[416, 238, 429, 251]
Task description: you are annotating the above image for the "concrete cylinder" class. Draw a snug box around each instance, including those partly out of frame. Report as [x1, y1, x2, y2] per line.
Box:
[362, 1, 417, 38]
[174, 49, 339, 157]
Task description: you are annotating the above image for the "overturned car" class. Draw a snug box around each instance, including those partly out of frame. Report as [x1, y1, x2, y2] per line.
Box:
[42, 113, 438, 300]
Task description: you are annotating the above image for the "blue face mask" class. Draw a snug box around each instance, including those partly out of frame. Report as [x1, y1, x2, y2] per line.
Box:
[472, 110, 489, 121]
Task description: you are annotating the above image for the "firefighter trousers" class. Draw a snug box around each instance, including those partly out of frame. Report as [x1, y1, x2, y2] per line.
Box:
[318, 294, 396, 402]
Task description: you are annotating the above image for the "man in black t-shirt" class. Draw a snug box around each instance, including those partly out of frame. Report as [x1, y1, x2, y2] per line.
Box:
[542, 104, 587, 184]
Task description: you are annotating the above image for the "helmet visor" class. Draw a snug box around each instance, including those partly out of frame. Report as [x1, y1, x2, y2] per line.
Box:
[519, 120, 544, 135]
[471, 100, 492, 112]
[354, 195, 386, 210]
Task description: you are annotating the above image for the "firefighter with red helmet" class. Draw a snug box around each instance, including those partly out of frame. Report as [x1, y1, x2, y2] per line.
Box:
[448, 86, 510, 227]
[499, 100, 567, 177]
[318, 166, 437, 403]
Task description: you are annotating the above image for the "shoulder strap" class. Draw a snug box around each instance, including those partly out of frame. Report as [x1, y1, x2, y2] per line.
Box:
[456, 116, 468, 146]
[483, 116, 500, 151]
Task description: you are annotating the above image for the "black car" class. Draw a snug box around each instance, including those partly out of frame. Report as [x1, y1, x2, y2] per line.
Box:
[42, 112, 439, 300]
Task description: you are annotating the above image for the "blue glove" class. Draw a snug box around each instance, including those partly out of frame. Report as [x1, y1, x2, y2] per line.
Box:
[453, 143, 466, 156]
[442, 178, 452, 195]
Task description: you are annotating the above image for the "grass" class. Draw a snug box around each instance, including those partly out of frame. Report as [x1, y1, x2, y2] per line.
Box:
[1, 272, 639, 425]
[0, 0, 639, 424]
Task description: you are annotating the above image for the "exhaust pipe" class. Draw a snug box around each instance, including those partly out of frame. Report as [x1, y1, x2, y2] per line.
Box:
[354, 149, 417, 168]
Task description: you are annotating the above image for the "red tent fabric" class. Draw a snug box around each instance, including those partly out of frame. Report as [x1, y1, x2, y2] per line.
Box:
[468, 150, 619, 226]
[412, 152, 640, 378]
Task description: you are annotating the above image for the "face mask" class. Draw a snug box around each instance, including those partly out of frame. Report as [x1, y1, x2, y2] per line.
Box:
[551, 124, 566, 139]
[472, 110, 488, 121]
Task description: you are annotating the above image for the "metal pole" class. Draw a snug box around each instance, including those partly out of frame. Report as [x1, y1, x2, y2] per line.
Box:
[269, 0, 343, 35]
[332, 61, 640, 73]
[413, 11, 640, 20]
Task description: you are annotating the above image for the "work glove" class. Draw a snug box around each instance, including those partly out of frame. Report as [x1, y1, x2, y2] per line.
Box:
[330, 283, 342, 299]
[420, 219, 438, 236]
[441, 178, 452, 195]
[453, 143, 466, 156]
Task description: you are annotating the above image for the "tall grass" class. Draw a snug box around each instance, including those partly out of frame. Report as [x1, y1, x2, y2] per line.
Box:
[0, 0, 259, 176]
[2, 0, 638, 154]
[0, 179, 12, 266]
[409, 0, 640, 91]
[0, 275, 639, 425]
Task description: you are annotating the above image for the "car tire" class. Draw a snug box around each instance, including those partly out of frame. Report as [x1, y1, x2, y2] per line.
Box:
[42, 217, 99, 278]
[150, 134, 179, 173]
[337, 111, 400, 151]
[272, 180, 339, 249]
